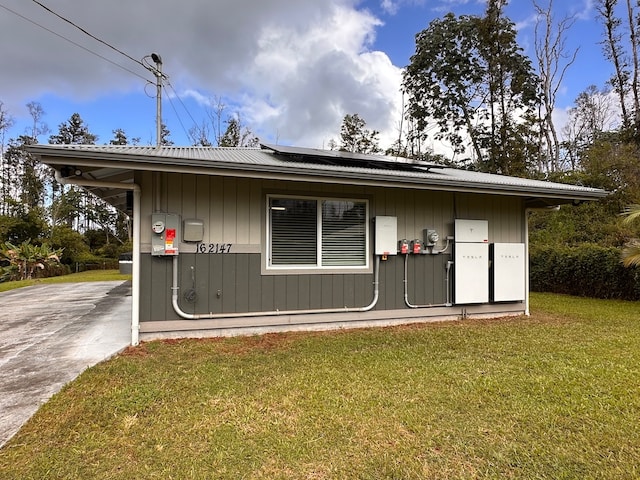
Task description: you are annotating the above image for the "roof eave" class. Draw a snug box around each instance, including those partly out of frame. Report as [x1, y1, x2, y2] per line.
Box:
[28, 145, 608, 203]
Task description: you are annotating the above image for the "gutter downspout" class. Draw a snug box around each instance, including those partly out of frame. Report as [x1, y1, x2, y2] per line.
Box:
[524, 205, 560, 316]
[55, 171, 142, 345]
[171, 255, 380, 320]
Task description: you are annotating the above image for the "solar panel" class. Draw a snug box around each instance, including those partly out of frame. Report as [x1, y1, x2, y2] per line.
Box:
[260, 144, 445, 172]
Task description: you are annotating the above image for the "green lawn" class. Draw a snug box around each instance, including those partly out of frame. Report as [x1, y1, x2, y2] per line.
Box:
[0, 269, 131, 292]
[1, 293, 639, 479]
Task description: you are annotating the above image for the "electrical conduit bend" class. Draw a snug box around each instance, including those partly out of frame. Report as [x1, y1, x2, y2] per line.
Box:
[171, 255, 380, 320]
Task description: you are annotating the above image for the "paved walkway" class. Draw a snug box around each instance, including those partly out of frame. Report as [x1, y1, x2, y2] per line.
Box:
[0, 281, 131, 448]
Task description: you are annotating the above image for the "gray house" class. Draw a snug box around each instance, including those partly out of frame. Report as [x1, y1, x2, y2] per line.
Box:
[30, 144, 607, 345]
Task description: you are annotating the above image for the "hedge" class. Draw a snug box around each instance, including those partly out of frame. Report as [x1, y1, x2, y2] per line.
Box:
[530, 244, 640, 300]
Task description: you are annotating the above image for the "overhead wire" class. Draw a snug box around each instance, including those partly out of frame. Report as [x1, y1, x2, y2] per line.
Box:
[0, 2, 152, 84]
[4, 0, 205, 143]
[165, 81, 202, 144]
[31, 0, 204, 143]
[29, 0, 146, 70]
[163, 84, 196, 145]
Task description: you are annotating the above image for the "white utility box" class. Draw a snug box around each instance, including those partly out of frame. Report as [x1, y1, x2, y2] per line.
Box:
[491, 243, 526, 302]
[454, 242, 489, 304]
[374, 216, 397, 255]
[454, 219, 489, 243]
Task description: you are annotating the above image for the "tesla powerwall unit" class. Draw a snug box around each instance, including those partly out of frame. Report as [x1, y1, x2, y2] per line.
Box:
[491, 243, 526, 302]
[454, 219, 489, 304]
[454, 219, 489, 243]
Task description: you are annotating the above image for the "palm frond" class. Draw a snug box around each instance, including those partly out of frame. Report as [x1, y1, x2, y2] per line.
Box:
[621, 204, 640, 224]
[621, 240, 640, 267]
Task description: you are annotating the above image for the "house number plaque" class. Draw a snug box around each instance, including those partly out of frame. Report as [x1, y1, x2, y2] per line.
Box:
[196, 243, 233, 254]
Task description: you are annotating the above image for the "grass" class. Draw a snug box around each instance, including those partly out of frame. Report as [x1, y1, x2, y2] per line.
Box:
[0, 269, 131, 292]
[1, 293, 639, 479]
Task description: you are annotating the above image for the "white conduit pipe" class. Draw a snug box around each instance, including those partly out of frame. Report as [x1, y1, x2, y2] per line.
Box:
[171, 255, 381, 320]
[55, 171, 142, 345]
[403, 253, 451, 309]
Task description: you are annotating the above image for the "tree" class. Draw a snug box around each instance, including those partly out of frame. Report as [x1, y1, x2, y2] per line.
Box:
[621, 204, 640, 266]
[4, 135, 45, 210]
[579, 132, 640, 210]
[219, 115, 259, 147]
[339, 113, 382, 154]
[561, 85, 617, 170]
[160, 123, 173, 146]
[0, 207, 47, 244]
[403, 2, 539, 175]
[49, 113, 97, 145]
[533, 0, 579, 173]
[0, 101, 15, 215]
[189, 120, 213, 147]
[48, 113, 97, 231]
[624, 0, 640, 132]
[189, 97, 259, 147]
[26, 102, 50, 140]
[596, 0, 631, 128]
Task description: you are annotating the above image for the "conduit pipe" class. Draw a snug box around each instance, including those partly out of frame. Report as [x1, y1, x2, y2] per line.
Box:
[403, 253, 451, 309]
[430, 236, 451, 255]
[55, 171, 142, 345]
[171, 255, 380, 320]
[524, 205, 560, 316]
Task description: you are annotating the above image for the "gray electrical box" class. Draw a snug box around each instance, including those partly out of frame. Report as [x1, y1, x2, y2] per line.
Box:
[374, 216, 397, 255]
[183, 218, 204, 242]
[151, 213, 180, 256]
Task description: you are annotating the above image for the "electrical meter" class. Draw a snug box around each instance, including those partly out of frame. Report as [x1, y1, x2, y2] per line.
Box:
[152, 220, 165, 234]
[151, 213, 180, 256]
[424, 229, 440, 247]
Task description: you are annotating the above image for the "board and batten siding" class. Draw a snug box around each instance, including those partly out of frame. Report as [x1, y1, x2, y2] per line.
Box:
[138, 172, 525, 322]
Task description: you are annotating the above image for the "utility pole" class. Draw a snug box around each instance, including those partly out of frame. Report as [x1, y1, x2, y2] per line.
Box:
[150, 53, 163, 147]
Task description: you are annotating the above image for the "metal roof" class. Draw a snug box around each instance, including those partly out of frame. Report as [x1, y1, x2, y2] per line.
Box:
[28, 144, 607, 211]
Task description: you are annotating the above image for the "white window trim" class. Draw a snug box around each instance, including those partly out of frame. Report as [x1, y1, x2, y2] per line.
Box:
[266, 194, 370, 273]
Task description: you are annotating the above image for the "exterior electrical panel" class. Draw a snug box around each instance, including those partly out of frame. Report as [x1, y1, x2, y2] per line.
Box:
[491, 243, 526, 302]
[151, 213, 180, 256]
[374, 216, 397, 256]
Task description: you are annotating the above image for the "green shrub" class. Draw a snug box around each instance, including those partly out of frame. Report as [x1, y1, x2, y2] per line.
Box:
[0, 240, 65, 281]
[530, 244, 640, 300]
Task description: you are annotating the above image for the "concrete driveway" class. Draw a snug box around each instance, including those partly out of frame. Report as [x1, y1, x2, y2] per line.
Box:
[0, 281, 131, 448]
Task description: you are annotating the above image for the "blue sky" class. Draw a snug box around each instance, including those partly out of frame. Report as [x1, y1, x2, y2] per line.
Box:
[0, 0, 612, 154]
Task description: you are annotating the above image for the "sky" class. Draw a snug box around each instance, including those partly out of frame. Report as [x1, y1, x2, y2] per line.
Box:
[0, 0, 615, 155]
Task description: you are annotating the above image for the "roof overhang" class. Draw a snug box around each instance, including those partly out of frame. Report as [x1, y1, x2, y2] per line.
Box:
[27, 144, 608, 211]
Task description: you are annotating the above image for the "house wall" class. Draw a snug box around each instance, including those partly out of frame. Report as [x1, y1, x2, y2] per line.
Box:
[137, 171, 525, 328]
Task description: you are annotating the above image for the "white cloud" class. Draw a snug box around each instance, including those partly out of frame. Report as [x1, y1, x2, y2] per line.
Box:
[0, 0, 403, 149]
[237, 4, 403, 147]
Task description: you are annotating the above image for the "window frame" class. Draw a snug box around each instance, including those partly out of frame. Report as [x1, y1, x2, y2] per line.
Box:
[265, 194, 370, 274]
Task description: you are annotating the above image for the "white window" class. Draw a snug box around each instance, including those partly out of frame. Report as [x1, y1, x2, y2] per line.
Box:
[267, 195, 369, 270]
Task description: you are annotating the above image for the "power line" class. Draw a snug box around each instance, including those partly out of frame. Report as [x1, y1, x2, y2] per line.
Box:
[0, 2, 152, 83]
[166, 81, 201, 138]
[165, 88, 194, 142]
[25, 0, 199, 142]
[4, 1, 206, 144]
[30, 0, 146, 70]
